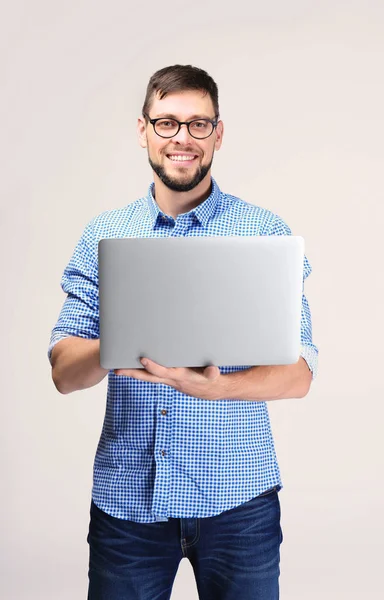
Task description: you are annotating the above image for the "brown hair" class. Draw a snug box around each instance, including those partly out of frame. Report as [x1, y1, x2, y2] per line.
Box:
[142, 64, 219, 118]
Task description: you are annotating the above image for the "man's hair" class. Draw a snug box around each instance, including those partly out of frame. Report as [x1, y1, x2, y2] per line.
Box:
[142, 64, 219, 118]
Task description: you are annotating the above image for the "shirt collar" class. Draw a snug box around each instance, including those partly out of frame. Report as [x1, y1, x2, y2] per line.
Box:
[145, 177, 221, 229]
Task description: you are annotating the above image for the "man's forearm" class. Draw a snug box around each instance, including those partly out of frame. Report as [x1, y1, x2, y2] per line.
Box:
[216, 357, 312, 401]
[51, 337, 109, 395]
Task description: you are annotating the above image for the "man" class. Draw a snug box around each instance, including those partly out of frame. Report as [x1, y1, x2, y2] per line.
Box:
[48, 64, 318, 600]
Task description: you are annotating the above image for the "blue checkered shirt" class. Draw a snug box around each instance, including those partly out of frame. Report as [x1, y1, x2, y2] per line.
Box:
[48, 177, 318, 522]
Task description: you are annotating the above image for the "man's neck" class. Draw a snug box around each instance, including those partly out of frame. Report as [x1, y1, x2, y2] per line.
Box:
[152, 173, 212, 219]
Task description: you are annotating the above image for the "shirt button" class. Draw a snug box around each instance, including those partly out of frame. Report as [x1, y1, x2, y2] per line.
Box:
[162, 215, 167, 220]
[161, 450, 166, 456]
[161, 409, 167, 415]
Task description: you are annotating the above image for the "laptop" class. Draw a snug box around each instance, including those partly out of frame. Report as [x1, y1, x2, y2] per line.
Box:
[98, 235, 304, 369]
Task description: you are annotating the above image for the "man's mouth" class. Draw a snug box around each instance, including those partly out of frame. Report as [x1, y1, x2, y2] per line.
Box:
[166, 153, 199, 164]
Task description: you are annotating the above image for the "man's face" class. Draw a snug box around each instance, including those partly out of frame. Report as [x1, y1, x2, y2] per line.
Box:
[138, 90, 223, 192]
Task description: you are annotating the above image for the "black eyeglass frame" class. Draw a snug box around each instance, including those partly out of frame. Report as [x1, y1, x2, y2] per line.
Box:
[143, 112, 219, 139]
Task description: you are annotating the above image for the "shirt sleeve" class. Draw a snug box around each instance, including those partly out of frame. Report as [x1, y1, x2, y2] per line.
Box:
[47, 218, 99, 366]
[266, 214, 319, 380]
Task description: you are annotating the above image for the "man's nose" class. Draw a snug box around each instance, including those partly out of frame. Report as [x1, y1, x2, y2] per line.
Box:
[172, 123, 193, 144]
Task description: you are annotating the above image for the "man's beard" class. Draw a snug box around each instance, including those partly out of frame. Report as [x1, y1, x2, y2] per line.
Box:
[148, 153, 213, 192]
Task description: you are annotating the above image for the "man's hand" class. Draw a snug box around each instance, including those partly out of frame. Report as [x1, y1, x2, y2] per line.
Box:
[114, 358, 222, 400]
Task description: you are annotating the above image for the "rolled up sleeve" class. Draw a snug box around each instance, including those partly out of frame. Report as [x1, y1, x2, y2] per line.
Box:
[48, 219, 99, 366]
[266, 214, 319, 380]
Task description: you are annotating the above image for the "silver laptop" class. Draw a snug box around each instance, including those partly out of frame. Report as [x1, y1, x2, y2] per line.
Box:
[98, 236, 304, 369]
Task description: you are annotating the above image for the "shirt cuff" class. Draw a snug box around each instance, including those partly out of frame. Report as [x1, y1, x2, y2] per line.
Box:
[47, 333, 73, 366]
[300, 345, 319, 380]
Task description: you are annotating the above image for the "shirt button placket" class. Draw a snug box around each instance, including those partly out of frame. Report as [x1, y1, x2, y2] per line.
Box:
[170, 217, 189, 237]
[152, 391, 171, 518]
[160, 410, 167, 456]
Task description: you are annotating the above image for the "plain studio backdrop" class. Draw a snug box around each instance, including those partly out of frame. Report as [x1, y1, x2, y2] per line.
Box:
[1, 1, 383, 599]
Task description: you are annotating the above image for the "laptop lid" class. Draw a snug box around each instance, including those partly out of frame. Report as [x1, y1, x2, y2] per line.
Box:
[98, 235, 304, 369]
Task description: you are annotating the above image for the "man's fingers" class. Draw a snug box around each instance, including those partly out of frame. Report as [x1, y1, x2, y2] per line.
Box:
[114, 368, 163, 384]
[140, 358, 172, 379]
[203, 366, 221, 380]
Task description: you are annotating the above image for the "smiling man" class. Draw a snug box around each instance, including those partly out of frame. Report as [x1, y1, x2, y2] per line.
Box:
[48, 65, 318, 600]
[140, 81, 223, 214]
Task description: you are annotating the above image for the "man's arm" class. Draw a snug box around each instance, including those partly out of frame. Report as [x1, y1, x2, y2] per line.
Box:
[48, 218, 107, 394]
[114, 355, 312, 402]
[51, 337, 109, 395]
[216, 356, 312, 401]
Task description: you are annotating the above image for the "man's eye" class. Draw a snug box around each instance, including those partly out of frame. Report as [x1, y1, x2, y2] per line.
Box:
[158, 120, 177, 128]
[191, 121, 208, 129]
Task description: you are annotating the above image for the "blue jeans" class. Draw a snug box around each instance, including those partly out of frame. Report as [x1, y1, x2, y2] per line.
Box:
[87, 486, 283, 600]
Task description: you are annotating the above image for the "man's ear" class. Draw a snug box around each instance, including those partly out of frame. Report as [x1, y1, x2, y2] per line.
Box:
[137, 116, 147, 148]
[214, 120, 224, 151]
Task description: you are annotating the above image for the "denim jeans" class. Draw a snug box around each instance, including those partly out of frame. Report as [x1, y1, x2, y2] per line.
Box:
[87, 486, 283, 600]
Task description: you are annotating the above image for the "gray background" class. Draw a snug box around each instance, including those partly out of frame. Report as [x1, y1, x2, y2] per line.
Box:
[1, 1, 383, 599]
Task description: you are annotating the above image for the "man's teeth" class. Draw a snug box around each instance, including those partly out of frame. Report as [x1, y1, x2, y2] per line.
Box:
[168, 155, 196, 161]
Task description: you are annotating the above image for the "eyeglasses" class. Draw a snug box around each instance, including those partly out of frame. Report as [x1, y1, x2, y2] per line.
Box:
[143, 113, 219, 139]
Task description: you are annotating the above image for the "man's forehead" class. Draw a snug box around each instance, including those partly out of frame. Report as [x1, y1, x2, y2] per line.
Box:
[150, 89, 215, 117]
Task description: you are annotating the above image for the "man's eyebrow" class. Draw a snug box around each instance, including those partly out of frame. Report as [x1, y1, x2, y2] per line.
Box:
[153, 113, 214, 120]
